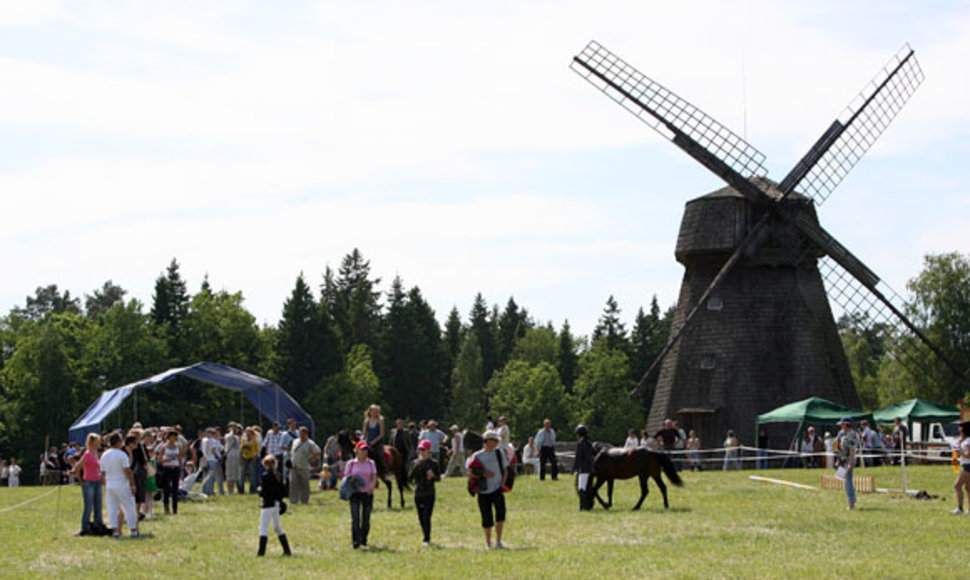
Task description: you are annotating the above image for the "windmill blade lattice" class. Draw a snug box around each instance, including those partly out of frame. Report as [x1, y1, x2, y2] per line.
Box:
[779, 45, 924, 204]
[571, 41, 767, 180]
[818, 257, 968, 384]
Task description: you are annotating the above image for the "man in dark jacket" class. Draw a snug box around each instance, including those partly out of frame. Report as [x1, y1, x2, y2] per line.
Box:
[574, 425, 595, 511]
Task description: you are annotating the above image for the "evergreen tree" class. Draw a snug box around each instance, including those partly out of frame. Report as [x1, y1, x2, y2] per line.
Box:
[150, 258, 190, 364]
[332, 249, 382, 353]
[496, 297, 530, 370]
[84, 281, 127, 319]
[572, 341, 643, 444]
[557, 320, 579, 393]
[469, 293, 499, 383]
[592, 295, 629, 353]
[450, 331, 486, 428]
[272, 274, 323, 403]
[630, 296, 666, 414]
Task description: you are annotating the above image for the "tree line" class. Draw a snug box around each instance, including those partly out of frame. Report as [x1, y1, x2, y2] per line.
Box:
[2, 249, 967, 482]
[0, 249, 674, 481]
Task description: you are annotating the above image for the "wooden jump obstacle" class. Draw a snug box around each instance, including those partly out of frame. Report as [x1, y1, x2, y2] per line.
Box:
[820, 474, 875, 493]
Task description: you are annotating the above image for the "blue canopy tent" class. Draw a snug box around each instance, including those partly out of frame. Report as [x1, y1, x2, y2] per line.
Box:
[68, 362, 313, 443]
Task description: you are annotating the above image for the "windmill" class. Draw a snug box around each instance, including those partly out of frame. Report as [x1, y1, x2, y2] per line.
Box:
[571, 41, 967, 446]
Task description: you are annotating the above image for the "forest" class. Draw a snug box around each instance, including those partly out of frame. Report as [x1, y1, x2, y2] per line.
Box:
[1, 249, 968, 482]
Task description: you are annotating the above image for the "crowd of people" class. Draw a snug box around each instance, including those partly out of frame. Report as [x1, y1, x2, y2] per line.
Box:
[11, 406, 969, 553]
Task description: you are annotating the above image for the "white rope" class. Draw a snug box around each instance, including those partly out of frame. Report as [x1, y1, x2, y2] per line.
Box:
[0, 485, 62, 514]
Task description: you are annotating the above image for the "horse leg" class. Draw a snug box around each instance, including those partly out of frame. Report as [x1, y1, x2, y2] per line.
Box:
[654, 472, 669, 509]
[398, 476, 406, 509]
[607, 479, 615, 509]
[386, 475, 393, 509]
[592, 477, 611, 510]
[632, 474, 648, 511]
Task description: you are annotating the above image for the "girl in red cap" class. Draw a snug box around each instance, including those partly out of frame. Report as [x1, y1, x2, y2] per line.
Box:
[408, 439, 440, 546]
[344, 440, 378, 548]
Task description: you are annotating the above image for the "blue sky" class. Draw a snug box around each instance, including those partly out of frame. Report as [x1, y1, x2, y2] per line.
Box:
[2, 1, 968, 336]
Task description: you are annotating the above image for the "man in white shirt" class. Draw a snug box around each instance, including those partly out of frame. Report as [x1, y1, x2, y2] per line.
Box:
[201, 428, 225, 496]
[101, 433, 139, 538]
[444, 425, 466, 477]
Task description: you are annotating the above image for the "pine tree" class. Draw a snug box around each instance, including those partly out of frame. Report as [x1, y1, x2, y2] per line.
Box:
[84, 281, 127, 319]
[592, 295, 629, 353]
[557, 320, 579, 393]
[150, 258, 190, 364]
[497, 297, 531, 371]
[469, 293, 499, 383]
[273, 273, 323, 403]
[332, 249, 382, 353]
[450, 332, 486, 428]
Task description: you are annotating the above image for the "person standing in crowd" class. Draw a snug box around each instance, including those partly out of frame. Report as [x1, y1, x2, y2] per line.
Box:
[101, 433, 139, 538]
[470, 430, 508, 549]
[574, 425, 594, 511]
[408, 439, 440, 546]
[128, 429, 150, 519]
[407, 422, 420, 464]
[289, 427, 320, 505]
[393, 418, 409, 463]
[835, 417, 859, 510]
[950, 421, 970, 515]
[257, 455, 291, 556]
[8, 458, 21, 487]
[686, 430, 702, 471]
[140, 431, 158, 519]
[363, 405, 386, 474]
[756, 428, 769, 470]
[624, 429, 639, 449]
[496, 417, 511, 451]
[322, 432, 342, 489]
[224, 423, 242, 495]
[723, 430, 741, 470]
[75, 433, 104, 534]
[521, 436, 540, 475]
[823, 431, 835, 469]
[893, 417, 909, 465]
[484, 414, 495, 432]
[240, 427, 261, 494]
[535, 419, 558, 481]
[419, 420, 448, 466]
[280, 419, 298, 480]
[263, 422, 284, 467]
[1, 459, 8, 487]
[444, 425, 466, 477]
[345, 440, 378, 549]
[655, 419, 681, 451]
[157, 430, 183, 515]
[201, 427, 225, 496]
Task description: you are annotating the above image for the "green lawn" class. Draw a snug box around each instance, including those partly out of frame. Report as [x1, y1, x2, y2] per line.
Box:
[0, 465, 963, 579]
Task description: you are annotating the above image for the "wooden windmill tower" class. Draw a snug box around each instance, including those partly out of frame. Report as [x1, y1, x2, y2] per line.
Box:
[571, 42, 967, 446]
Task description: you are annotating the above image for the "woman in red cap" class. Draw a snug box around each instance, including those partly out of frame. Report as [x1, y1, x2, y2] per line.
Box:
[408, 439, 440, 546]
[344, 440, 378, 548]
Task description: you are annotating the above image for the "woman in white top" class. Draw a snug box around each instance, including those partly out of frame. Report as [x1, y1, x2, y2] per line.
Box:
[521, 437, 540, 475]
[8, 458, 21, 487]
[624, 429, 639, 449]
[951, 422, 970, 515]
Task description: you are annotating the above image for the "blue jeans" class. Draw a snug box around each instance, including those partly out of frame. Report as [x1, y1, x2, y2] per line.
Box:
[243, 458, 260, 494]
[203, 458, 224, 496]
[844, 468, 856, 506]
[81, 480, 103, 531]
[349, 492, 374, 546]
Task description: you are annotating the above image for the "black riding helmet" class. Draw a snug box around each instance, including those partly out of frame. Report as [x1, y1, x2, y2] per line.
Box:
[575, 424, 588, 436]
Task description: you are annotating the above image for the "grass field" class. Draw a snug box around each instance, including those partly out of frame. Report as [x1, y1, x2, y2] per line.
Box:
[0, 464, 964, 579]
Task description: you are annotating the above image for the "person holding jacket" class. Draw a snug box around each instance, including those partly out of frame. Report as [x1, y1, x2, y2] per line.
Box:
[574, 425, 594, 511]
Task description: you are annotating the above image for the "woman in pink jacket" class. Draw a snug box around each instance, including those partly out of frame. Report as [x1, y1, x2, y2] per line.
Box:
[344, 440, 378, 549]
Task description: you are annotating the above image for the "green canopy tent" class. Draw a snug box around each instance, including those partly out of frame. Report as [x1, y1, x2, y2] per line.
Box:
[872, 398, 960, 424]
[756, 396, 873, 455]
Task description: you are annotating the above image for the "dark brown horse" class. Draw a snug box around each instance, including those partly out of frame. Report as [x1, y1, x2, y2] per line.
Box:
[591, 446, 683, 510]
[337, 430, 409, 509]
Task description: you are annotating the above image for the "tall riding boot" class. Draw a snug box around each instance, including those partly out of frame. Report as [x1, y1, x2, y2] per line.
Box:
[278, 534, 292, 556]
[257, 536, 267, 556]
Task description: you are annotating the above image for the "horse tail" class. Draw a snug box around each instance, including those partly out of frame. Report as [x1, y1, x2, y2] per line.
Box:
[659, 452, 683, 487]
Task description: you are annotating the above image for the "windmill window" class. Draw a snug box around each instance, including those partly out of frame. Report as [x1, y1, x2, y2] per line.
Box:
[700, 355, 716, 370]
[707, 297, 723, 311]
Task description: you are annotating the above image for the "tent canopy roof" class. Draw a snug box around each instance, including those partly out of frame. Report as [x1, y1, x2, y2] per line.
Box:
[68, 362, 313, 443]
[757, 396, 873, 426]
[872, 398, 960, 424]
